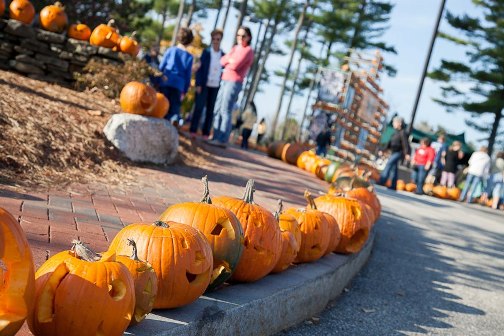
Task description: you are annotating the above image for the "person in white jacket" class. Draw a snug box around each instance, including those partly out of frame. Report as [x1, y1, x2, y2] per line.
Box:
[459, 146, 491, 203]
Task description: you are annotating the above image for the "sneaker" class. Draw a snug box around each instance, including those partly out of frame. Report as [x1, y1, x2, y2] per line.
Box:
[207, 140, 227, 148]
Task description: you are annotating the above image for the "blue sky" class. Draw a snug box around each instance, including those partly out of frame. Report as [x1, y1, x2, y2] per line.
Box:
[191, 0, 489, 145]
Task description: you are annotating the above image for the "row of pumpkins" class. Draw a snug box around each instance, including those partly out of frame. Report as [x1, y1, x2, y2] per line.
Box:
[0, 0, 140, 56]
[0, 173, 381, 336]
[395, 180, 461, 200]
[119, 81, 170, 119]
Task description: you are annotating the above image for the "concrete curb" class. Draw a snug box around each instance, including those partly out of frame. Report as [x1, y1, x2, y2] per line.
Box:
[126, 230, 375, 336]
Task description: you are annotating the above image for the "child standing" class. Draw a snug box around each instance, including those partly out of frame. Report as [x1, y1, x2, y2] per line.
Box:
[411, 137, 436, 195]
[440, 141, 464, 187]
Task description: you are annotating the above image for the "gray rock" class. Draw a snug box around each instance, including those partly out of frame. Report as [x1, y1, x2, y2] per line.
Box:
[72, 54, 88, 63]
[13, 61, 45, 75]
[35, 29, 66, 44]
[0, 50, 11, 58]
[4, 19, 35, 38]
[0, 19, 6, 30]
[46, 65, 74, 80]
[0, 62, 11, 70]
[15, 54, 46, 69]
[0, 41, 13, 53]
[35, 54, 69, 71]
[59, 51, 73, 60]
[14, 45, 35, 55]
[66, 38, 97, 56]
[103, 114, 179, 165]
[97, 47, 122, 61]
[50, 43, 64, 54]
[20, 39, 52, 55]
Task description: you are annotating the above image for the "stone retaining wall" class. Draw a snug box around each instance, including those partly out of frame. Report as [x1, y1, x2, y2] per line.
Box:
[0, 19, 127, 87]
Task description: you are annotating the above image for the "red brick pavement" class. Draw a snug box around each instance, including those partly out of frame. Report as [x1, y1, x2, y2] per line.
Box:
[1, 139, 329, 335]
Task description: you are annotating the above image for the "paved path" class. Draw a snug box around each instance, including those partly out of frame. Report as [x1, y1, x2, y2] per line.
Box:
[280, 187, 504, 335]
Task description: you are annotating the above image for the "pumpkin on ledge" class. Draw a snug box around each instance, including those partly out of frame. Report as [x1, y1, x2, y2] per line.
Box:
[39, 2, 68, 33]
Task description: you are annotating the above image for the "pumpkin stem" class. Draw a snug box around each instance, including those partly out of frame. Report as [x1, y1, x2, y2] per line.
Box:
[304, 190, 317, 210]
[54, 1, 64, 8]
[107, 19, 116, 27]
[242, 179, 255, 204]
[71, 240, 101, 262]
[200, 175, 212, 204]
[153, 220, 169, 228]
[131, 31, 138, 39]
[273, 199, 283, 221]
[127, 239, 141, 261]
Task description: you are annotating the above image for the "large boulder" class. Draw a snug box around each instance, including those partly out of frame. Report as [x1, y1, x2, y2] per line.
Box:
[104, 114, 178, 164]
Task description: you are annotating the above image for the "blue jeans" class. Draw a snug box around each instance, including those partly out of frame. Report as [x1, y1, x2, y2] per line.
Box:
[190, 86, 220, 136]
[160, 86, 181, 122]
[316, 145, 327, 157]
[411, 165, 427, 194]
[459, 174, 483, 202]
[212, 80, 242, 144]
[379, 152, 402, 190]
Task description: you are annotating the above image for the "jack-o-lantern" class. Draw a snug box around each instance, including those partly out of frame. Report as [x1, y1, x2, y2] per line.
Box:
[28, 241, 135, 336]
[9, 0, 35, 24]
[322, 212, 341, 255]
[108, 221, 213, 309]
[213, 180, 282, 282]
[0, 207, 35, 336]
[159, 176, 244, 291]
[149, 92, 170, 119]
[39, 2, 67, 33]
[119, 32, 140, 57]
[345, 186, 381, 221]
[314, 195, 370, 254]
[271, 200, 301, 273]
[67, 23, 91, 41]
[113, 239, 157, 326]
[119, 81, 157, 115]
[89, 19, 120, 48]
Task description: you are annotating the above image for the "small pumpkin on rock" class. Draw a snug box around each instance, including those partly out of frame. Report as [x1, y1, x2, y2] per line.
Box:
[9, 0, 35, 24]
[67, 22, 91, 41]
[39, 2, 68, 33]
[89, 19, 120, 48]
[271, 200, 301, 273]
[119, 31, 140, 57]
[149, 92, 170, 119]
[119, 81, 157, 115]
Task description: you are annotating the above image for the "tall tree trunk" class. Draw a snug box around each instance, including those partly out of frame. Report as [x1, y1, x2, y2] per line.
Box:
[187, 0, 196, 26]
[157, 2, 169, 48]
[233, 0, 248, 45]
[281, 20, 313, 140]
[213, 0, 223, 30]
[221, 0, 232, 30]
[344, 0, 367, 61]
[271, 0, 310, 140]
[488, 107, 502, 156]
[325, 41, 332, 64]
[172, 0, 186, 46]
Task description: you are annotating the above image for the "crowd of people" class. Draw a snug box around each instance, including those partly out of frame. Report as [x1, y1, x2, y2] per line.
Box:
[143, 26, 266, 150]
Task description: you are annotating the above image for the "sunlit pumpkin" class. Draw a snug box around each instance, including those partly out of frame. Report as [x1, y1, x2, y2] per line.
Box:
[113, 239, 157, 326]
[159, 176, 244, 290]
[405, 183, 417, 192]
[9, 0, 35, 25]
[314, 195, 370, 254]
[447, 187, 461, 201]
[296, 151, 316, 170]
[119, 81, 157, 115]
[89, 20, 120, 48]
[67, 23, 91, 41]
[423, 183, 434, 195]
[119, 32, 140, 57]
[396, 179, 406, 191]
[108, 221, 213, 309]
[213, 180, 282, 282]
[0, 1, 5, 17]
[28, 241, 135, 336]
[149, 92, 170, 119]
[0, 207, 35, 336]
[271, 200, 301, 273]
[345, 187, 381, 221]
[432, 185, 448, 199]
[328, 176, 371, 195]
[39, 2, 67, 33]
[322, 212, 341, 255]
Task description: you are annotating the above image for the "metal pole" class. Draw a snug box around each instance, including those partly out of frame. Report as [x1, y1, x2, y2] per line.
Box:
[407, 0, 447, 135]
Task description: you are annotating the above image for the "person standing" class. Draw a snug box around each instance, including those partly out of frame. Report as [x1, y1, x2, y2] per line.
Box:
[240, 102, 257, 149]
[256, 118, 267, 145]
[209, 26, 254, 147]
[440, 141, 464, 188]
[426, 134, 447, 184]
[158, 28, 194, 124]
[459, 146, 491, 203]
[378, 117, 410, 190]
[315, 128, 331, 157]
[190, 29, 225, 138]
[410, 137, 436, 195]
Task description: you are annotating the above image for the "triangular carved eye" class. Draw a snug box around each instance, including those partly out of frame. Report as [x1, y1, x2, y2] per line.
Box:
[186, 272, 197, 283]
[210, 224, 223, 236]
[313, 222, 320, 230]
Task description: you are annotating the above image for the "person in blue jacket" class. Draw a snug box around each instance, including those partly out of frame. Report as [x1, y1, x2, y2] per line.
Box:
[189, 29, 225, 138]
[159, 27, 194, 124]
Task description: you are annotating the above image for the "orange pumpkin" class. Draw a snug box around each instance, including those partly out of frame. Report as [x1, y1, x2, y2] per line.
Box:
[119, 32, 140, 57]
[149, 92, 170, 119]
[322, 212, 341, 255]
[0, 207, 35, 336]
[432, 185, 448, 199]
[89, 20, 121, 48]
[119, 81, 157, 115]
[28, 241, 135, 336]
[39, 2, 67, 33]
[271, 200, 301, 273]
[108, 221, 213, 309]
[0, 1, 5, 17]
[67, 23, 91, 41]
[447, 187, 461, 201]
[159, 176, 244, 290]
[213, 180, 282, 282]
[314, 195, 370, 254]
[296, 151, 316, 170]
[9, 0, 35, 24]
[423, 183, 434, 195]
[396, 179, 405, 191]
[405, 182, 417, 192]
[345, 187, 381, 221]
[114, 239, 157, 326]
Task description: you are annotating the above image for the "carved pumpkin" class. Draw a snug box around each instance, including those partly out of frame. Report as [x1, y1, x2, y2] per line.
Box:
[9, 0, 35, 24]
[149, 92, 170, 119]
[447, 187, 461, 201]
[328, 176, 371, 195]
[271, 200, 301, 273]
[114, 239, 157, 326]
[119, 32, 140, 57]
[405, 183, 417, 192]
[0, 1, 5, 17]
[396, 179, 406, 191]
[0, 207, 35, 336]
[432, 185, 448, 199]
[213, 180, 282, 282]
[345, 187, 381, 221]
[159, 176, 244, 290]
[314, 195, 370, 254]
[119, 81, 157, 115]
[89, 20, 120, 48]
[322, 212, 341, 255]
[39, 2, 67, 33]
[108, 221, 213, 309]
[28, 241, 135, 336]
[67, 23, 91, 41]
